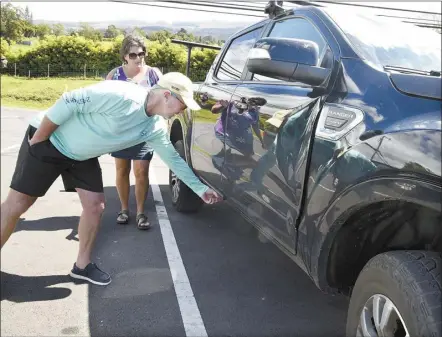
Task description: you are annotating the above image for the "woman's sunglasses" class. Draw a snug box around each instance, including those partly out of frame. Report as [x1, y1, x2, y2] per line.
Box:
[128, 52, 146, 59]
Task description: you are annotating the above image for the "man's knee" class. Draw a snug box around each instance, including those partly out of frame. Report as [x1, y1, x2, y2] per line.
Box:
[84, 198, 105, 216]
[78, 190, 105, 216]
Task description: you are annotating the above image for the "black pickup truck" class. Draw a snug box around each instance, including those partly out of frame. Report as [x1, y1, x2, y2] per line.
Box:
[167, 4, 441, 336]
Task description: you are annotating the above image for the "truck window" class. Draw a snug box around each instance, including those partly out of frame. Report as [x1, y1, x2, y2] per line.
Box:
[253, 17, 329, 82]
[216, 27, 263, 81]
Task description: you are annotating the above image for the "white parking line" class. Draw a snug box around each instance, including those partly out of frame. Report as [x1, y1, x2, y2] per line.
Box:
[1, 144, 20, 154]
[150, 168, 208, 337]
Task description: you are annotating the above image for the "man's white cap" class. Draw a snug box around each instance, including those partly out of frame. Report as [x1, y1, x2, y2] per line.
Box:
[157, 72, 201, 110]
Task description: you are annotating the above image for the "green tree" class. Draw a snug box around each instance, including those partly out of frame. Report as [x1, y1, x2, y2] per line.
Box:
[190, 48, 218, 80]
[24, 5, 33, 24]
[1, 38, 11, 58]
[174, 28, 196, 42]
[34, 23, 52, 39]
[78, 23, 103, 41]
[52, 23, 65, 36]
[147, 40, 187, 72]
[0, 3, 27, 43]
[22, 22, 35, 38]
[147, 30, 173, 43]
[104, 24, 120, 39]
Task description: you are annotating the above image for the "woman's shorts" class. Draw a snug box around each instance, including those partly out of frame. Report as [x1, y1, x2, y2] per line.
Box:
[110, 142, 154, 161]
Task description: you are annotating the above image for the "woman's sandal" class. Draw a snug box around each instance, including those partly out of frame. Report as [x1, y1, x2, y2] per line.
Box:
[116, 210, 129, 225]
[136, 213, 151, 230]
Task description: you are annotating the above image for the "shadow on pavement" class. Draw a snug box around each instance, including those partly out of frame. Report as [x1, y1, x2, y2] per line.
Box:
[1, 271, 72, 303]
[14, 216, 80, 242]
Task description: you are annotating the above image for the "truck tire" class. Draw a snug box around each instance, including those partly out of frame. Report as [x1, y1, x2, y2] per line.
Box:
[169, 140, 203, 213]
[346, 251, 441, 337]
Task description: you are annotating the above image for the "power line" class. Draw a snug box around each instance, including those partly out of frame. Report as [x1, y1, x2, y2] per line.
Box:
[217, 1, 268, 9]
[309, 1, 442, 16]
[109, 0, 266, 18]
[162, 0, 264, 12]
[401, 21, 441, 28]
[196, 1, 267, 7]
[376, 14, 441, 24]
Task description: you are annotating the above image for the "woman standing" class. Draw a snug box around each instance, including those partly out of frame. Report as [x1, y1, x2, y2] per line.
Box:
[106, 34, 162, 230]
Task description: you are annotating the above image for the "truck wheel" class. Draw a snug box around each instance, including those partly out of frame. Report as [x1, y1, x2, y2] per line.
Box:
[169, 140, 203, 213]
[346, 251, 441, 337]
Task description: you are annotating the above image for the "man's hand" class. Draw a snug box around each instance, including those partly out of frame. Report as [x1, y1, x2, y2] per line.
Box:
[201, 188, 223, 204]
[29, 116, 59, 146]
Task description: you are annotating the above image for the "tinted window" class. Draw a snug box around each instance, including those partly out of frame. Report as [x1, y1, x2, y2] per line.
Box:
[216, 27, 263, 81]
[253, 17, 329, 82]
[324, 7, 441, 72]
[269, 18, 327, 57]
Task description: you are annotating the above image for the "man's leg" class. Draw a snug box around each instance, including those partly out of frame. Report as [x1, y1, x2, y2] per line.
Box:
[63, 157, 110, 286]
[133, 158, 151, 229]
[115, 158, 131, 224]
[69, 188, 110, 286]
[75, 188, 105, 269]
[3, 125, 60, 248]
[1, 190, 37, 248]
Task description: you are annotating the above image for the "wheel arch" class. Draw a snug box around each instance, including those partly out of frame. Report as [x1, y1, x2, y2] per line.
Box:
[312, 176, 441, 293]
[169, 117, 191, 163]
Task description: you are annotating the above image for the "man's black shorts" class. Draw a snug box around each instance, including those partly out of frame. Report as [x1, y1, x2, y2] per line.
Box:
[10, 125, 104, 197]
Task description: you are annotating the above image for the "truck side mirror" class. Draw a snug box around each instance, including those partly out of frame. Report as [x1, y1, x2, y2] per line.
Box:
[246, 37, 330, 86]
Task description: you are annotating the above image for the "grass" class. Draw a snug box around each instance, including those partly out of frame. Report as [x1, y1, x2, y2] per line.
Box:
[1, 75, 101, 110]
[9, 38, 40, 54]
[195, 108, 218, 123]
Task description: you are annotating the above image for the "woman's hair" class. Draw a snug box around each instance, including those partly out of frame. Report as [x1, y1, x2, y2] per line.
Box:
[120, 34, 147, 63]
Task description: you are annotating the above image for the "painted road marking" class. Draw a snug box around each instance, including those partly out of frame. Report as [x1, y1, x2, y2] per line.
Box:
[1, 144, 20, 154]
[150, 168, 208, 337]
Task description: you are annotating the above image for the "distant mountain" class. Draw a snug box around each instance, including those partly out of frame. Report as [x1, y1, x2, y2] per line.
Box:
[32, 19, 254, 40]
[139, 25, 244, 40]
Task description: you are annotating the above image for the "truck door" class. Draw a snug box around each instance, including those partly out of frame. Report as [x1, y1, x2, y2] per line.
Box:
[191, 24, 266, 193]
[223, 15, 336, 253]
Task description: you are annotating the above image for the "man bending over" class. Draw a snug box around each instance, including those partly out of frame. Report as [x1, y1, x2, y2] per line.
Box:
[0, 72, 222, 286]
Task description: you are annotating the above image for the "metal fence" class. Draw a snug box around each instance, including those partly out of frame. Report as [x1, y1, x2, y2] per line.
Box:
[0, 63, 208, 82]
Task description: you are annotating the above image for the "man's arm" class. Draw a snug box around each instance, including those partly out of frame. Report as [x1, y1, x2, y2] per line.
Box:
[29, 116, 59, 145]
[148, 130, 209, 197]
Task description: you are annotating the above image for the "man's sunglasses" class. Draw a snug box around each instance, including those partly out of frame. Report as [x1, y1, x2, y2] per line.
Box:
[128, 52, 146, 59]
[170, 91, 186, 108]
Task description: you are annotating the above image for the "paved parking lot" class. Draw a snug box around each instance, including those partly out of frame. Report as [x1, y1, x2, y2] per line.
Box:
[1, 107, 349, 337]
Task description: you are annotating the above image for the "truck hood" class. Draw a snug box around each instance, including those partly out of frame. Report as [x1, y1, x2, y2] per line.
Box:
[389, 72, 442, 101]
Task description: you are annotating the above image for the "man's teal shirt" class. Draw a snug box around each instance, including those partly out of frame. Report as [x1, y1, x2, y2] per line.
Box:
[30, 80, 208, 197]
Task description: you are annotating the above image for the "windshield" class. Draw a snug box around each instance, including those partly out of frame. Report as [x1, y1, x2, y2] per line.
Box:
[324, 7, 441, 73]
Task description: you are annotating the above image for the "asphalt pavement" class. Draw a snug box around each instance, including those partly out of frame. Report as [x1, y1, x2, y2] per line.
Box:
[1, 106, 349, 337]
